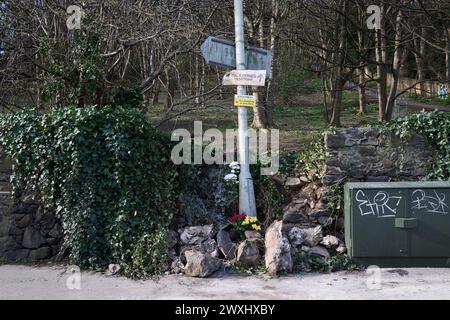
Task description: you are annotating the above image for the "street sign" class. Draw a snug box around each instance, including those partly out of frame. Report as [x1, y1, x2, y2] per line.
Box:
[234, 94, 257, 107]
[223, 70, 266, 86]
[201, 36, 273, 74]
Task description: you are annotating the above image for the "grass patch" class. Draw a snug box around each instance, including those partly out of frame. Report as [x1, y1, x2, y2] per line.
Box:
[408, 94, 450, 106]
[227, 260, 268, 275]
[147, 90, 382, 150]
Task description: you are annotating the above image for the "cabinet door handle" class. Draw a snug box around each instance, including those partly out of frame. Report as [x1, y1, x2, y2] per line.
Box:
[395, 218, 418, 229]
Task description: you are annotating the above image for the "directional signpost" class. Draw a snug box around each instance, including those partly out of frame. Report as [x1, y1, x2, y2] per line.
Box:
[200, 0, 272, 217]
[201, 36, 273, 74]
[223, 70, 266, 87]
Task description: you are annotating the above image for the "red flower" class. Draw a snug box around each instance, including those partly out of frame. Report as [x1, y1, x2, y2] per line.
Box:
[229, 213, 246, 222]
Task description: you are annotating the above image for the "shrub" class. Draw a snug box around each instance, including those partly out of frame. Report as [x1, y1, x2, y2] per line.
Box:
[127, 226, 171, 278]
[250, 161, 284, 228]
[0, 106, 177, 276]
[279, 128, 335, 180]
[113, 87, 144, 110]
[385, 110, 450, 180]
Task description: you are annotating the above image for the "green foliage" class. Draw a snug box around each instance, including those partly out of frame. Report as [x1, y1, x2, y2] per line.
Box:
[127, 226, 171, 278]
[299, 129, 336, 180]
[280, 129, 334, 180]
[0, 106, 177, 276]
[39, 29, 106, 107]
[326, 181, 346, 223]
[113, 87, 144, 110]
[310, 254, 360, 273]
[442, 97, 450, 106]
[251, 162, 284, 228]
[409, 94, 450, 106]
[279, 150, 302, 176]
[228, 259, 267, 275]
[385, 110, 450, 180]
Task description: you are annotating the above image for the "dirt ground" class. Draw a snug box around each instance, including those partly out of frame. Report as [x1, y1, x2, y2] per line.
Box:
[1, 264, 450, 300]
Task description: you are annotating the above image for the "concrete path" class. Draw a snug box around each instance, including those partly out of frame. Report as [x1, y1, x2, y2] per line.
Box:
[363, 86, 450, 112]
[1, 264, 450, 300]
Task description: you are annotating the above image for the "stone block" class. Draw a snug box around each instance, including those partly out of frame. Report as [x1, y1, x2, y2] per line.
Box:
[4, 249, 30, 261]
[22, 226, 46, 249]
[0, 236, 20, 252]
[29, 246, 51, 260]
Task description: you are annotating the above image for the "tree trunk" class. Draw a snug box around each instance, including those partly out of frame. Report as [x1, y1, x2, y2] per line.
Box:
[200, 59, 205, 107]
[446, 27, 450, 82]
[322, 77, 330, 124]
[77, 72, 86, 108]
[195, 54, 200, 104]
[330, 78, 344, 127]
[414, 27, 427, 95]
[386, 9, 404, 121]
[216, 68, 223, 99]
[330, 0, 346, 127]
[376, 24, 387, 121]
[357, 13, 366, 115]
[251, 87, 268, 128]
[252, 11, 269, 128]
[152, 78, 161, 104]
[164, 70, 176, 112]
[264, 0, 278, 127]
[358, 68, 367, 114]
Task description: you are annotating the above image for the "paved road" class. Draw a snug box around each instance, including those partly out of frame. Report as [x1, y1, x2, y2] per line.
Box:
[1, 264, 450, 300]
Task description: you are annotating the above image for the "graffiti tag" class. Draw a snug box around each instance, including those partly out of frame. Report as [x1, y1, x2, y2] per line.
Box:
[411, 189, 449, 215]
[356, 190, 402, 218]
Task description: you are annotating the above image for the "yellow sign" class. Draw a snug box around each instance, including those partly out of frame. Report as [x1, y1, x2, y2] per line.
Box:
[234, 95, 257, 107]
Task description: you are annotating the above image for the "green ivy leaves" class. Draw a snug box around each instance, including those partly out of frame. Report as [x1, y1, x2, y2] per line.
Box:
[385, 110, 450, 181]
[0, 106, 177, 276]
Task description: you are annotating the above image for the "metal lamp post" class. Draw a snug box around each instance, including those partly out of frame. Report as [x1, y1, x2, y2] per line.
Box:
[234, 0, 257, 217]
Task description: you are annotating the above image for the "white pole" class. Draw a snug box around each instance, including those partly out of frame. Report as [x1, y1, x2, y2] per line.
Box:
[234, 0, 257, 217]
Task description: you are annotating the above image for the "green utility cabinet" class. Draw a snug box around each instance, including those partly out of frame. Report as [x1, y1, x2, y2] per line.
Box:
[344, 181, 450, 267]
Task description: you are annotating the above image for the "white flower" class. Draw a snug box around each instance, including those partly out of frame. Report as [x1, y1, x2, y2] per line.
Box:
[229, 161, 240, 170]
[224, 173, 238, 181]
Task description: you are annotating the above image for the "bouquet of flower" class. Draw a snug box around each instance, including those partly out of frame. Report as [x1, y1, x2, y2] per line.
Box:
[229, 213, 262, 239]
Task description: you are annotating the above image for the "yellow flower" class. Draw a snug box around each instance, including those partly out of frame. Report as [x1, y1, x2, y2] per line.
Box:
[252, 224, 261, 231]
[242, 217, 250, 225]
[250, 217, 258, 223]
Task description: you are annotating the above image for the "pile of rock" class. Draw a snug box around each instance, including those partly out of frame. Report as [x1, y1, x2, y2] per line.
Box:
[282, 174, 337, 229]
[167, 158, 348, 277]
[265, 174, 345, 274]
[168, 225, 221, 277]
[167, 218, 345, 277]
[263, 219, 345, 275]
[167, 223, 266, 277]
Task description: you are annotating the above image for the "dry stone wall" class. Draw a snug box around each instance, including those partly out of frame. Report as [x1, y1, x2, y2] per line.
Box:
[322, 128, 432, 186]
[281, 128, 433, 256]
[0, 153, 63, 262]
[275, 128, 435, 273]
